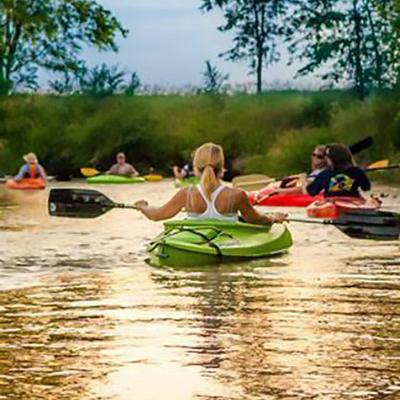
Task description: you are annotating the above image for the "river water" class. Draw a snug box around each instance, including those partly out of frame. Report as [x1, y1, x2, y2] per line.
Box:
[0, 180, 399, 400]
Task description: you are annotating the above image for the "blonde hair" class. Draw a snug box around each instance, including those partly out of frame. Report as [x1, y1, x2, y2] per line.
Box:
[193, 142, 224, 200]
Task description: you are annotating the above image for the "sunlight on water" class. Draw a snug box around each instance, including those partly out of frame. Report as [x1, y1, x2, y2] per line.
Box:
[0, 180, 399, 399]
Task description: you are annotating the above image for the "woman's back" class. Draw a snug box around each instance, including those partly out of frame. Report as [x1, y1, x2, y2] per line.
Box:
[186, 184, 239, 221]
[134, 142, 287, 226]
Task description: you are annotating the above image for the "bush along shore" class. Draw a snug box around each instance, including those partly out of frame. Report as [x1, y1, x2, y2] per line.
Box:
[0, 90, 399, 182]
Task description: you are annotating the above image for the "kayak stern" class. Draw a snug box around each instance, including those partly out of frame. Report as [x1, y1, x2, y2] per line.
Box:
[147, 219, 293, 267]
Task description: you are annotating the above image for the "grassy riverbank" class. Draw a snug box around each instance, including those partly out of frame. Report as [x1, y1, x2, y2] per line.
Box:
[0, 91, 399, 181]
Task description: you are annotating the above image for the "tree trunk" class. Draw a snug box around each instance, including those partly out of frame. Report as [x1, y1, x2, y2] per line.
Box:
[253, 1, 264, 94]
[352, 0, 366, 99]
[256, 51, 263, 94]
[364, 0, 383, 87]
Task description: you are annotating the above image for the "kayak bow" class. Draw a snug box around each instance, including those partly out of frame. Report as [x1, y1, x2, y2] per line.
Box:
[307, 196, 381, 219]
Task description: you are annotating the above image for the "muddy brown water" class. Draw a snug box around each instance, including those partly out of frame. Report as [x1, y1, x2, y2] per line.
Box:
[0, 180, 399, 400]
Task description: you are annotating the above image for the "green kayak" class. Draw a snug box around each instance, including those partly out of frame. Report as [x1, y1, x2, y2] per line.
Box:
[147, 219, 292, 267]
[174, 177, 199, 188]
[87, 175, 146, 184]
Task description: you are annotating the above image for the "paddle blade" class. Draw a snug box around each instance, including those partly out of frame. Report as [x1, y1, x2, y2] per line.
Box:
[232, 174, 274, 190]
[144, 174, 163, 182]
[334, 210, 400, 240]
[349, 136, 373, 155]
[48, 188, 114, 218]
[367, 160, 389, 169]
[80, 167, 101, 177]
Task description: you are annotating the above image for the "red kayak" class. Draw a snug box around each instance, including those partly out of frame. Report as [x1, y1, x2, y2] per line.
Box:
[307, 196, 381, 219]
[5, 178, 46, 190]
[249, 188, 323, 207]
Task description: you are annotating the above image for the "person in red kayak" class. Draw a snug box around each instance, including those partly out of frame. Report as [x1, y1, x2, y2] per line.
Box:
[107, 152, 139, 177]
[305, 143, 372, 197]
[279, 144, 328, 188]
[134, 142, 287, 224]
[256, 145, 328, 200]
[14, 152, 47, 182]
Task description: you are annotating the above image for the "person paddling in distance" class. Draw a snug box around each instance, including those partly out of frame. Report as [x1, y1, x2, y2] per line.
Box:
[304, 143, 377, 199]
[135, 142, 287, 224]
[257, 145, 328, 200]
[14, 152, 47, 182]
[172, 151, 195, 180]
[280, 145, 328, 188]
[107, 152, 139, 177]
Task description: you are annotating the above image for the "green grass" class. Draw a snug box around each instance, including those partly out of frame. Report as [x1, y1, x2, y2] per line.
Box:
[0, 90, 399, 182]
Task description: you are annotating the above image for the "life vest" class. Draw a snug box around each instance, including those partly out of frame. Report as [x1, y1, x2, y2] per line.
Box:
[29, 162, 38, 178]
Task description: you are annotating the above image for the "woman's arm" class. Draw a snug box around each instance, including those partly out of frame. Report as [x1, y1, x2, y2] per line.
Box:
[305, 171, 328, 196]
[172, 166, 183, 179]
[134, 188, 187, 221]
[237, 190, 287, 225]
[270, 185, 303, 196]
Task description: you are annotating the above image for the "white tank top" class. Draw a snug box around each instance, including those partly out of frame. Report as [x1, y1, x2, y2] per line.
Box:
[187, 184, 238, 222]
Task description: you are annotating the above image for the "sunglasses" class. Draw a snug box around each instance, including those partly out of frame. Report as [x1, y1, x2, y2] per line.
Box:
[312, 153, 325, 159]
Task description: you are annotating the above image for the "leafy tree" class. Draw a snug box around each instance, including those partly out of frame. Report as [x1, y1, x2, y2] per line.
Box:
[48, 62, 86, 95]
[201, 60, 229, 93]
[0, 0, 127, 93]
[201, 0, 289, 93]
[373, 0, 400, 85]
[78, 64, 126, 96]
[288, 0, 398, 97]
[124, 72, 141, 96]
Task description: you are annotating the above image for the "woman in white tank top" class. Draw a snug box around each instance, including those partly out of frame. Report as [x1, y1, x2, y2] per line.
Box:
[186, 183, 238, 222]
[135, 143, 287, 225]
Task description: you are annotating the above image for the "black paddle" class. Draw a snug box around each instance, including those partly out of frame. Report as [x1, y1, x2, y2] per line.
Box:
[290, 210, 400, 240]
[348, 136, 373, 155]
[48, 188, 399, 240]
[48, 188, 136, 219]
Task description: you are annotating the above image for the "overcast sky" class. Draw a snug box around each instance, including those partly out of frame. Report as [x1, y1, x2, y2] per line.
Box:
[50, 0, 320, 89]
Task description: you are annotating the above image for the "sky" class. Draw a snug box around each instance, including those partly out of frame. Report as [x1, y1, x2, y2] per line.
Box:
[46, 0, 320, 89]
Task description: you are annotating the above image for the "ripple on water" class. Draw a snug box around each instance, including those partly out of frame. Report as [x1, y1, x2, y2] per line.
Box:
[0, 182, 399, 399]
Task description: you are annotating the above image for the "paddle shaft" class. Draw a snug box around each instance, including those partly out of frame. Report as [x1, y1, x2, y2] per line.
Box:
[290, 217, 348, 227]
[112, 203, 137, 210]
[365, 164, 400, 173]
[289, 216, 397, 228]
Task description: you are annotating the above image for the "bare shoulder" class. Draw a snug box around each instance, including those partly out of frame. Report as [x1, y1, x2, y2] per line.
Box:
[174, 187, 189, 199]
[224, 186, 247, 202]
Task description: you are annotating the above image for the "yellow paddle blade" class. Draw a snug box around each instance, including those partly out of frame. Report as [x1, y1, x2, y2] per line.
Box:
[232, 174, 275, 191]
[80, 167, 101, 177]
[367, 160, 389, 169]
[144, 174, 163, 182]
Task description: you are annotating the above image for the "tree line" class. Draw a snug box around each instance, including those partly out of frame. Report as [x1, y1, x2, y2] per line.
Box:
[1, 0, 399, 97]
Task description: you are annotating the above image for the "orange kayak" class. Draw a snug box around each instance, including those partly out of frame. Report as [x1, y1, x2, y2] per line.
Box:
[307, 197, 381, 219]
[5, 178, 46, 190]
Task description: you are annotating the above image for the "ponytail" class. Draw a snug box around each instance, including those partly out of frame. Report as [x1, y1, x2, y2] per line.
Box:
[193, 142, 225, 199]
[200, 165, 220, 200]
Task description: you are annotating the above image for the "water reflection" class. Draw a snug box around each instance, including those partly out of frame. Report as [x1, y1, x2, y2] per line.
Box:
[0, 272, 114, 400]
[0, 181, 399, 399]
[150, 250, 400, 399]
